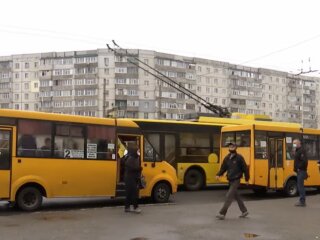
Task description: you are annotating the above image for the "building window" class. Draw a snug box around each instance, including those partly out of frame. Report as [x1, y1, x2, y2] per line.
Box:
[15, 73, 19, 79]
[15, 63, 20, 69]
[104, 58, 109, 66]
[144, 102, 149, 109]
[25, 73, 29, 79]
[25, 63, 29, 69]
[24, 104, 29, 110]
[25, 93, 29, 100]
[144, 113, 148, 119]
[115, 67, 127, 74]
[24, 83, 29, 90]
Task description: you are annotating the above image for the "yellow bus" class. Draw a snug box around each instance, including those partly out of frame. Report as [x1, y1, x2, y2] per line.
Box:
[220, 124, 320, 196]
[132, 119, 225, 191]
[132, 117, 301, 191]
[0, 109, 177, 211]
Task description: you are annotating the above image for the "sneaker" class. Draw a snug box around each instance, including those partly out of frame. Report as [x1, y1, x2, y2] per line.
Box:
[132, 207, 142, 214]
[295, 202, 306, 207]
[216, 214, 225, 220]
[239, 211, 249, 218]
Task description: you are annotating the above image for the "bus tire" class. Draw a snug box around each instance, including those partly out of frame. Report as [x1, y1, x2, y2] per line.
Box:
[152, 182, 171, 203]
[16, 186, 43, 211]
[184, 169, 204, 191]
[284, 179, 298, 197]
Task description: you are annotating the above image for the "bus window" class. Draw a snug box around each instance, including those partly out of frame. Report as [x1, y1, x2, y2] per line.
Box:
[17, 119, 52, 157]
[0, 130, 10, 170]
[285, 133, 301, 160]
[87, 125, 115, 160]
[144, 135, 160, 162]
[164, 134, 176, 166]
[222, 132, 235, 147]
[236, 131, 250, 147]
[180, 132, 210, 156]
[213, 133, 220, 162]
[303, 135, 318, 160]
[55, 124, 85, 159]
[254, 131, 267, 159]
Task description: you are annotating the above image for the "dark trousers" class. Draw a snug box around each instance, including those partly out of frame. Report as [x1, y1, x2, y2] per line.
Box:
[124, 178, 139, 209]
[297, 170, 307, 204]
[219, 179, 247, 215]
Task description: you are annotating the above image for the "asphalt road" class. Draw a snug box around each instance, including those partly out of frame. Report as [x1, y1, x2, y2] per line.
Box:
[0, 187, 319, 240]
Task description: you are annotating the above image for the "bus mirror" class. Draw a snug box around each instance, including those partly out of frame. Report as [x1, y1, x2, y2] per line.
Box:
[208, 153, 218, 163]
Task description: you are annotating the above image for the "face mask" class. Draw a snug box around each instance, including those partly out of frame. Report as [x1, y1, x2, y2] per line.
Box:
[229, 150, 236, 154]
[293, 143, 297, 148]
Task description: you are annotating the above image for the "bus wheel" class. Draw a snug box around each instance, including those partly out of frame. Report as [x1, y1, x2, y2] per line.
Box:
[152, 182, 171, 203]
[184, 169, 204, 191]
[284, 179, 298, 197]
[16, 186, 43, 211]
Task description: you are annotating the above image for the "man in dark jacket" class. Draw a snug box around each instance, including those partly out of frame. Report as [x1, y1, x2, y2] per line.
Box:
[124, 142, 143, 213]
[293, 139, 308, 207]
[215, 142, 249, 220]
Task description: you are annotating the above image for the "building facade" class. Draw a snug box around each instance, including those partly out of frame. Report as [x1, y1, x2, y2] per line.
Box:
[0, 49, 319, 128]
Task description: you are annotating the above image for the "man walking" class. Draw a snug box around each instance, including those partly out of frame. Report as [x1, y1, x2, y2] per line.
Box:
[293, 139, 308, 207]
[215, 142, 249, 220]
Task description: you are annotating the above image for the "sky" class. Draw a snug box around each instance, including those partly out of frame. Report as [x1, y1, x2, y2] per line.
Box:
[0, 0, 320, 76]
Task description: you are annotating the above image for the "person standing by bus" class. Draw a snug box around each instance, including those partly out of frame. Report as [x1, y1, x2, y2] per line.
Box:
[124, 142, 143, 213]
[215, 142, 249, 220]
[293, 139, 308, 207]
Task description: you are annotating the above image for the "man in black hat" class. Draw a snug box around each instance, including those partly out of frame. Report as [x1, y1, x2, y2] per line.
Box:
[215, 142, 249, 220]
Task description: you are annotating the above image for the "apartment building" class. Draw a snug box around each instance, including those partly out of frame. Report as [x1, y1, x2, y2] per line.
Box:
[0, 49, 319, 128]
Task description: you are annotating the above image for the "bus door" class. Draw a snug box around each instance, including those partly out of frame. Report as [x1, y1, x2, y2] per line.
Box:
[0, 128, 13, 199]
[268, 138, 284, 189]
[117, 134, 141, 183]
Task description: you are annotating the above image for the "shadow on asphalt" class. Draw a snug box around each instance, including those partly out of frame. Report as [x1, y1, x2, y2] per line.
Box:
[241, 188, 319, 201]
[0, 187, 318, 215]
[0, 197, 163, 216]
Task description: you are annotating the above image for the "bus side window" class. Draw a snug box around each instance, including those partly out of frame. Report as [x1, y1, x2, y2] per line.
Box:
[254, 131, 267, 159]
[17, 119, 52, 158]
[236, 131, 250, 147]
[55, 124, 85, 159]
[144, 134, 160, 162]
[87, 125, 115, 160]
